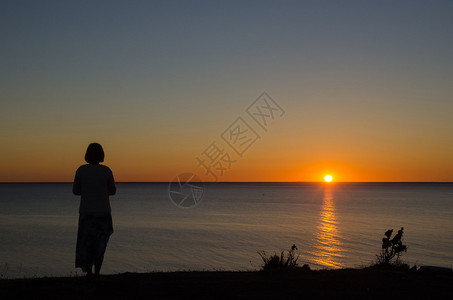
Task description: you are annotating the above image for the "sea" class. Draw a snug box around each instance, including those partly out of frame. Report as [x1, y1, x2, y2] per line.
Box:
[1, 182, 452, 279]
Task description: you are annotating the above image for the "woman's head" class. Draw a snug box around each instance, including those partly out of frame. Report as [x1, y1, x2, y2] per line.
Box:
[85, 143, 105, 164]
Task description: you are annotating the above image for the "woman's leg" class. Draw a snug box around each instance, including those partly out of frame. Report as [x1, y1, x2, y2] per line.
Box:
[90, 214, 113, 277]
[94, 256, 104, 276]
[76, 214, 96, 277]
[94, 234, 109, 276]
[86, 265, 93, 277]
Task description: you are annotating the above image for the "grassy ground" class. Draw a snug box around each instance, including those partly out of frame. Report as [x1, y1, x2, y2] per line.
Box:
[1, 268, 452, 299]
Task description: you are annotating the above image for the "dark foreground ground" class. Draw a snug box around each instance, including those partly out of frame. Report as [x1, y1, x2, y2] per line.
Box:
[1, 268, 452, 299]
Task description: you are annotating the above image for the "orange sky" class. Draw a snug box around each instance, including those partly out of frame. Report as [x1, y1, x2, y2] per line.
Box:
[1, 100, 451, 183]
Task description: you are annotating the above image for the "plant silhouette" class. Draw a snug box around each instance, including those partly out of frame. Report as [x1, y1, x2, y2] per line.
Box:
[258, 244, 300, 270]
[376, 227, 407, 266]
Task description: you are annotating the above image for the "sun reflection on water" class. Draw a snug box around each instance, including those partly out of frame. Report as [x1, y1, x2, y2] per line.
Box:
[312, 187, 344, 268]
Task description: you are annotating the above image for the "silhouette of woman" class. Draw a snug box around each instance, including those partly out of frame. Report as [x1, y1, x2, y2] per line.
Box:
[73, 143, 116, 278]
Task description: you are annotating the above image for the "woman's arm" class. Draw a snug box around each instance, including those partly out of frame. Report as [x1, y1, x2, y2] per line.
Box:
[73, 171, 81, 195]
[107, 169, 116, 196]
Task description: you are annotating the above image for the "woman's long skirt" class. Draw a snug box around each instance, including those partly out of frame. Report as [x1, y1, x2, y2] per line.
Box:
[75, 213, 113, 272]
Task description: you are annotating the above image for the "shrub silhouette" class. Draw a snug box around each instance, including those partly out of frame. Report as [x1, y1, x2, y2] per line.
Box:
[257, 244, 300, 270]
[376, 227, 407, 266]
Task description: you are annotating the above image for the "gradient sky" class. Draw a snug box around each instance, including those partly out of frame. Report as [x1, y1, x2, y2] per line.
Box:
[1, 0, 452, 182]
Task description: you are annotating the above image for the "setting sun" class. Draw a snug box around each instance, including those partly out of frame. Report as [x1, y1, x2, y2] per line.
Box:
[324, 175, 333, 182]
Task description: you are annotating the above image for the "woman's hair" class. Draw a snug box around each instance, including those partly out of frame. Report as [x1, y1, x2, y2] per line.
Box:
[85, 143, 105, 164]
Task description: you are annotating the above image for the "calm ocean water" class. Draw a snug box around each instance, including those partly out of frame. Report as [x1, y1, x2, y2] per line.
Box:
[0, 182, 452, 278]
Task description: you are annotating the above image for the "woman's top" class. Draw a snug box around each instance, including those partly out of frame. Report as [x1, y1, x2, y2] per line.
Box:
[73, 164, 116, 214]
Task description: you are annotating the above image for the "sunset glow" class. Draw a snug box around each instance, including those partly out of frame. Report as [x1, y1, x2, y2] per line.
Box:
[311, 188, 343, 268]
[324, 175, 333, 182]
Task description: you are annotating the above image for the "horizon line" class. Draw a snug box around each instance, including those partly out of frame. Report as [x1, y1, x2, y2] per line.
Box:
[1, 181, 452, 184]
